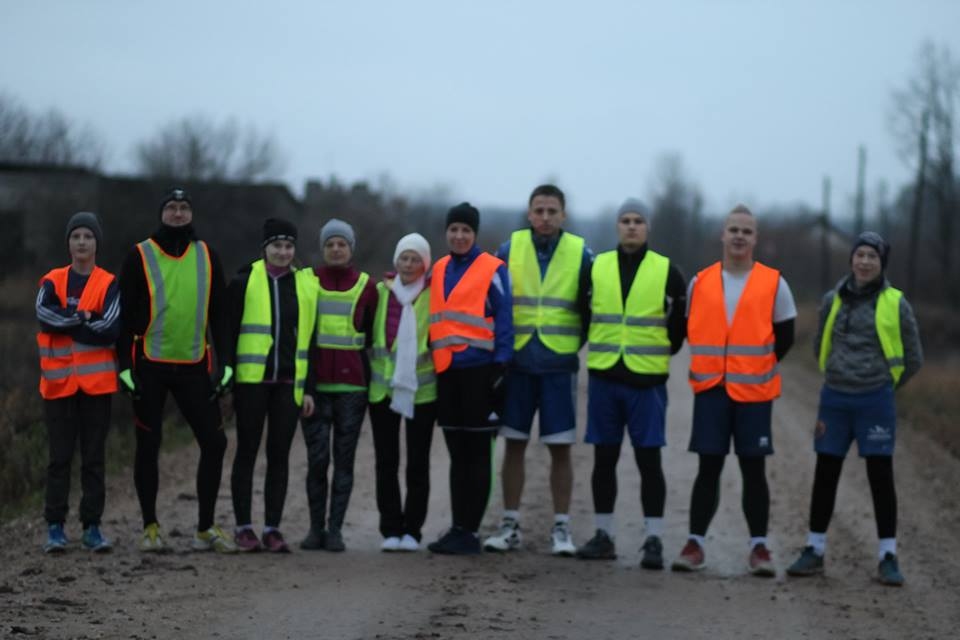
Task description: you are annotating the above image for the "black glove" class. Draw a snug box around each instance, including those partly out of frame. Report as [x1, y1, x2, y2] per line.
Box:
[209, 365, 234, 401]
[118, 369, 142, 401]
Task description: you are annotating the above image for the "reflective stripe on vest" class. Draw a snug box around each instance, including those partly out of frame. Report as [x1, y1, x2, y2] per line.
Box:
[428, 252, 503, 373]
[586, 250, 671, 374]
[137, 239, 211, 363]
[687, 261, 781, 402]
[508, 230, 584, 354]
[819, 285, 905, 385]
[368, 280, 437, 404]
[315, 272, 369, 350]
[37, 265, 118, 399]
[235, 259, 319, 405]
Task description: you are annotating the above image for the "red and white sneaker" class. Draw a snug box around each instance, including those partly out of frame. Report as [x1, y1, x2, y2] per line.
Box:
[748, 543, 776, 577]
[671, 539, 706, 571]
[262, 529, 290, 553]
[234, 527, 262, 552]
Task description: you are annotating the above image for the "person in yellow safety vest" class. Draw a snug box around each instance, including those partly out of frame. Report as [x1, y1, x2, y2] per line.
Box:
[574, 199, 687, 570]
[786, 231, 922, 586]
[36, 212, 120, 554]
[300, 218, 378, 553]
[117, 188, 237, 554]
[368, 233, 436, 552]
[227, 218, 319, 553]
[484, 184, 592, 557]
[671, 204, 797, 576]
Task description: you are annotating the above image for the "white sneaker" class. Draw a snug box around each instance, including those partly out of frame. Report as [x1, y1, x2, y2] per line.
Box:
[483, 519, 521, 552]
[551, 523, 576, 557]
[381, 536, 402, 552]
[398, 534, 420, 552]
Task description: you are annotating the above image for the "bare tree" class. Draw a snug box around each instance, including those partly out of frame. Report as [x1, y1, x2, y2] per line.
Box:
[135, 114, 285, 182]
[0, 92, 104, 168]
[646, 153, 705, 274]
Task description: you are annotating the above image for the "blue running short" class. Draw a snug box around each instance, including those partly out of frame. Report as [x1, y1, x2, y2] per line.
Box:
[689, 386, 773, 456]
[585, 376, 667, 448]
[815, 384, 896, 457]
[500, 370, 577, 444]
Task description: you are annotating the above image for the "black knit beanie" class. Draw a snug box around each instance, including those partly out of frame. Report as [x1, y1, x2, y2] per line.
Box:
[850, 231, 890, 270]
[262, 217, 298, 247]
[159, 188, 192, 217]
[445, 202, 480, 233]
[65, 211, 103, 252]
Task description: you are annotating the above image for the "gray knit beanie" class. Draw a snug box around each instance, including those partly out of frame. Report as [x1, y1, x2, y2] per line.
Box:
[617, 198, 650, 220]
[319, 218, 356, 252]
[65, 211, 103, 252]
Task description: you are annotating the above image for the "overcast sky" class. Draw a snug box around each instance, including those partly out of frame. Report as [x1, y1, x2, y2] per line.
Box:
[2, 1, 957, 218]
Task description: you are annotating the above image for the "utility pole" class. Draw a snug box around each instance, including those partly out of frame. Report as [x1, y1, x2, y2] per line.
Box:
[907, 110, 929, 298]
[854, 145, 867, 234]
[821, 176, 832, 293]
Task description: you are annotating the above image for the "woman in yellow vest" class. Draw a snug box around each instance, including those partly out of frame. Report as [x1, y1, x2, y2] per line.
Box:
[36, 212, 120, 553]
[786, 232, 922, 586]
[228, 218, 319, 552]
[300, 219, 378, 552]
[369, 233, 436, 552]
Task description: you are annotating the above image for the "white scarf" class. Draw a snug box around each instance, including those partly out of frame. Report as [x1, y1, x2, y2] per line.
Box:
[389, 275, 425, 419]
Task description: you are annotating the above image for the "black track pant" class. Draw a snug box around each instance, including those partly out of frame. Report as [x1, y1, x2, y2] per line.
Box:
[808, 453, 897, 539]
[231, 382, 301, 528]
[689, 454, 769, 537]
[370, 399, 437, 541]
[133, 363, 225, 531]
[301, 391, 367, 533]
[44, 392, 111, 526]
[442, 428, 494, 533]
[590, 444, 666, 517]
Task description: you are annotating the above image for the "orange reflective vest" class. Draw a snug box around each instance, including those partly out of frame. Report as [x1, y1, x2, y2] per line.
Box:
[428, 252, 503, 373]
[687, 261, 781, 402]
[37, 266, 119, 399]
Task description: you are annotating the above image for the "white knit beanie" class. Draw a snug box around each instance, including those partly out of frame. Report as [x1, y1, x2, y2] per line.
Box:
[393, 233, 431, 272]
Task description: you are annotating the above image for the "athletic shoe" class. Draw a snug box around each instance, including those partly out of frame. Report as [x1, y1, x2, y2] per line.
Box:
[748, 543, 776, 577]
[640, 535, 664, 570]
[550, 523, 576, 557]
[428, 526, 481, 555]
[43, 523, 68, 554]
[234, 528, 262, 552]
[576, 529, 616, 560]
[671, 539, 706, 571]
[325, 529, 346, 552]
[261, 529, 290, 553]
[398, 534, 420, 552]
[381, 536, 402, 552]
[81, 525, 113, 553]
[139, 523, 166, 553]
[786, 546, 824, 576]
[192, 525, 238, 553]
[482, 518, 521, 552]
[877, 553, 905, 586]
[300, 529, 327, 551]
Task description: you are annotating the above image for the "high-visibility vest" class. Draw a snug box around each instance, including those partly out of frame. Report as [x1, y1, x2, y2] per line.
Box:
[368, 280, 437, 404]
[428, 252, 503, 373]
[687, 261, 781, 402]
[137, 238, 212, 364]
[819, 285, 905, 385]
[315, 272, 369, 350]
[235, 259, 319, 406]
[37, 266, 118, 399]
[508, 230, 583, 354]
[587, 250, 671, 374]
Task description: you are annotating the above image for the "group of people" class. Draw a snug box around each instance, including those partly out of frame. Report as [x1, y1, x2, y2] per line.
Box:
[36, 184, 922, 586]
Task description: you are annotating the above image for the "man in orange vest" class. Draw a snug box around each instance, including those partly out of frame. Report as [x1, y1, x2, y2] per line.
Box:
[672, 204, 796, 576]
[36, 212, 120, 553]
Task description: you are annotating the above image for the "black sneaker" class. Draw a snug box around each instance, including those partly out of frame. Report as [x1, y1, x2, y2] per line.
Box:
[428, 527, 481, 555]
[300, 529, 327, 551]
[325, 529, 346, 552]
[640, 535, 664, 570]
[576, 529, 617, 560]
[786, 546, 824, 577]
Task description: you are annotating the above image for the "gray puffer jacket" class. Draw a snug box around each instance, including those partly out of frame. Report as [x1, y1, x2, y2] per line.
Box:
[813, 275, 923, 393]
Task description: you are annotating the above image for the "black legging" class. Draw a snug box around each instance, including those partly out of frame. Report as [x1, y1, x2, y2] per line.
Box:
[689, 454, 768, 537]
[231, 382, 301, 528]
[808, 453, 897, 539]
[591, 444, 665, 517]
[442, 429, 494, 533]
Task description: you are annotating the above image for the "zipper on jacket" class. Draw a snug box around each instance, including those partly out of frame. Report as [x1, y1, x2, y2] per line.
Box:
[272, 276, 281, 382]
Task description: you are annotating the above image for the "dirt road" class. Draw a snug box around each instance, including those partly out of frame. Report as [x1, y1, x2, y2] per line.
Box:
[2, 353, 959, 639]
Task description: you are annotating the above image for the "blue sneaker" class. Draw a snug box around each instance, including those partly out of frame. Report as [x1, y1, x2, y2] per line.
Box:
[878, 552, 905, 586]
[786, 546, 824, 576]
[43, 523, 68, 554]
[82, 525, 113, 552]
